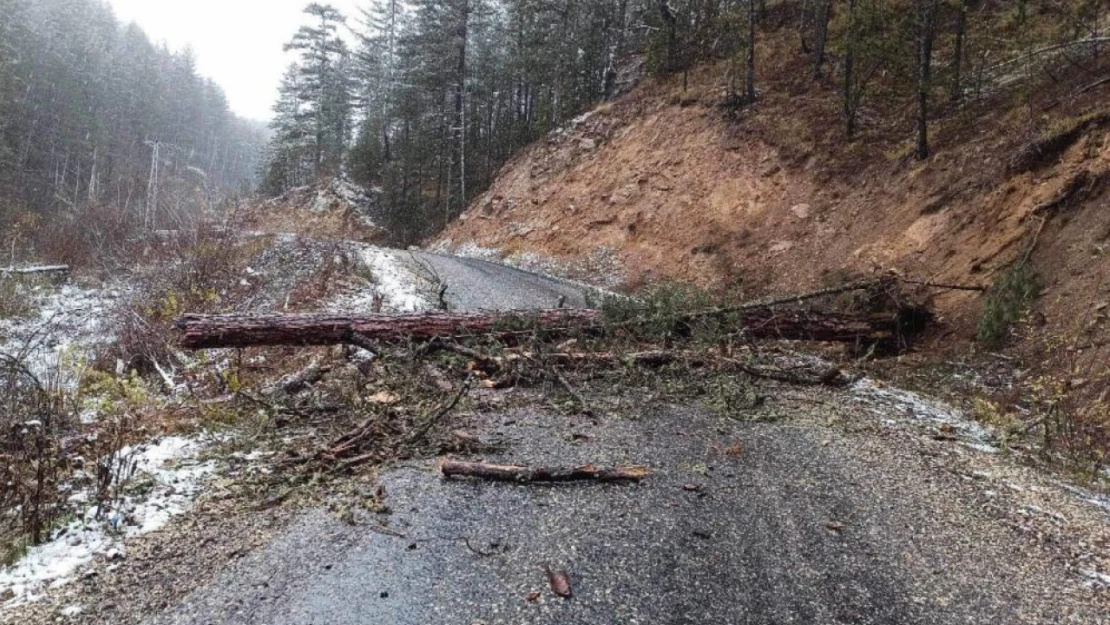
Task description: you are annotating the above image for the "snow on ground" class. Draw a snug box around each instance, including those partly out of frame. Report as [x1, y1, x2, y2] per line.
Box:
[1, 281, 223, 608]
[328, 246, 429, 314]
[0, 282, 120, 389]
[0, 436, 217, 607]
[850, 378, 1001, 453]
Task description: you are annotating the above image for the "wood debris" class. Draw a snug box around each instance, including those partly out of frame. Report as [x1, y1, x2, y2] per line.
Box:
[440, 459, 650, 484]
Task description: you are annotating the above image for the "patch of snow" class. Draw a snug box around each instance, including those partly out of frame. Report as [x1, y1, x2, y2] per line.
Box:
[0, 282, 119, 391]
[309, 190, 331, 213]
[569, 110, 595, 127]
[1079, 569, 1110, 589]
[1057, 483, 1110, 515]
[362, 248, 427, 312]
[850, 378, 1000, 453]
[328, 246, 429, 314]
[0, 436, 216, 607]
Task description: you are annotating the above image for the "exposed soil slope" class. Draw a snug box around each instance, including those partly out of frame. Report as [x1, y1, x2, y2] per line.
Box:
[437, 61, 1110, 356]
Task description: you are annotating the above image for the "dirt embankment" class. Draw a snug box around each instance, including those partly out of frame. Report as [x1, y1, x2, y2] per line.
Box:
[437, 63, 1110, 364]
[240, 179, 386, 243]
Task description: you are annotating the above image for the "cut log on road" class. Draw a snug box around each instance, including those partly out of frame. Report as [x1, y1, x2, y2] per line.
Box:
[440, 459, 651, 483]
[1, 264, 70, 276]
[178, 306, 929, 351]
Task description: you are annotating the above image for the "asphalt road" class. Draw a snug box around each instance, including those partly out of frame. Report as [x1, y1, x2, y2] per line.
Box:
[148, 403, 1107, 625]
[402, 250, 599, 311]
[144, 251, 1108, 625]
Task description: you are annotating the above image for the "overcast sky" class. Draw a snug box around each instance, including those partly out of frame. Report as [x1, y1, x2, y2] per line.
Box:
[106, 0, 362, 122]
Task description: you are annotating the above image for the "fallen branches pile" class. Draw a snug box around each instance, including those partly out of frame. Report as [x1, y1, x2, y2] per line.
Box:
[173, 278, 937, 481]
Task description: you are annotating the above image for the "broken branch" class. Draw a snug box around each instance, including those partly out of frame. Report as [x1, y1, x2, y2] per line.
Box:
[440, 459, 651, 483]
[551, 367, 595, 417]
[179, 306, 929, 352]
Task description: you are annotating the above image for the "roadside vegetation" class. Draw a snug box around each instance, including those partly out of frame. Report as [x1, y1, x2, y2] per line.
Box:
[0, 215, 376, 577]
[976, 260, 1042, 347]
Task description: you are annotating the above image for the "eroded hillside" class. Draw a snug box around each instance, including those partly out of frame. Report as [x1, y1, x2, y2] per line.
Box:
[438, 60, 1110, 359]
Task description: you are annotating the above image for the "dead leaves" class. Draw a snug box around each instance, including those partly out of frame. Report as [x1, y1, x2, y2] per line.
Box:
[545, 566, 573, 598]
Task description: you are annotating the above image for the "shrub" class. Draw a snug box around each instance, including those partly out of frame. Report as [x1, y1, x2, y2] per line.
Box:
[0, 354, 77, 555]
[976, 260, 1041, 347]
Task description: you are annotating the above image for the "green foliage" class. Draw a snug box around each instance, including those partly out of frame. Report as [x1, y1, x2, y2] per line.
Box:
[834, 0, 911, 132]
[976, 260, 1041, 347]
[602, 281, 720, 342]
[264, 4, 353, 193]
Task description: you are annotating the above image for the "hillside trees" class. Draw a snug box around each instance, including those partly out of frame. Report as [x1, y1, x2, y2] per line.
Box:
[914, 0, 940, 159]
[307, 0, 640, 244]
[0, 0, 264, 229]
[277, 3, 353, 185]
[259, 0, 1110, 242]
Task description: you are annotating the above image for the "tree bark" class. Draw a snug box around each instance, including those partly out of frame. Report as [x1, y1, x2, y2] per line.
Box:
[452, 0, 471, 219]
[843, 0, 858, 139]
[178, 306, 930, 351]
[746, 0, 757, 102]
[659, 0, 678, 72]
[950, 0, 969, 103]
[799, 0, 812, 54]
[915, 0, 939, 160]
[178, 309, 604, 349]
[813, 0, 832, 79]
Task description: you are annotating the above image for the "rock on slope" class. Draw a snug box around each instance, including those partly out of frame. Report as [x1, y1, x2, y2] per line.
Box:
[243, 179, 385, 243]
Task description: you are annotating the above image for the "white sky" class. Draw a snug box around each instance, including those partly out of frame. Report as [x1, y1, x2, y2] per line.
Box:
[106, 0, 363, 122]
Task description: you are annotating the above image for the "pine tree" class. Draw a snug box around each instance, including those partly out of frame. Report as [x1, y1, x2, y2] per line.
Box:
[281, 3, 353, 182]
[0, 0, 263, 220]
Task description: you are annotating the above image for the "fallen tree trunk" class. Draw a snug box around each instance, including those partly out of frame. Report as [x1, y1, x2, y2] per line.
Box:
[1, 264, 70, 276]
[477, 350, 850, 387]
[178, 309, 602, 349]
[178, 306, 929, 351]
[440, 459, 651, 483]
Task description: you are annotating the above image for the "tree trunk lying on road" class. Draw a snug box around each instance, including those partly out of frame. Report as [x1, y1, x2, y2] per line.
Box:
[177, 309, 603, 349]
[440, 459, 651, 483]
[464, 349, 851, 387]
[178, 306, 930, 351]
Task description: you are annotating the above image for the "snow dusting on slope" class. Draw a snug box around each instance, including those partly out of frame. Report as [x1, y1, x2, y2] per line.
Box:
[0, 436, 216, 607]
[0, 282, 119, 388]
[850, 378, 1000, 453]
